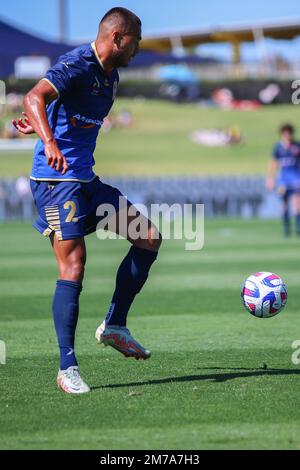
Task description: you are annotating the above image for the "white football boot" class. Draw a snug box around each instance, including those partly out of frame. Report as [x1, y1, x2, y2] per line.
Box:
[57, 366, 90, 394]
[95, 321, 151, 360]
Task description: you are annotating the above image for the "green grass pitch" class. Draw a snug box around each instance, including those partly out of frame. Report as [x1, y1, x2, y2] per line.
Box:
[1, 218, 300, 450]
[1, 101, 299, 177]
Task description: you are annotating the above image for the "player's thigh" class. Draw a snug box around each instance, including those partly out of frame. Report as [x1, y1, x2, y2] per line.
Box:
[51, 235, 86, 281]
[106, 204, 162, 251]
[89, 178, 162, 250]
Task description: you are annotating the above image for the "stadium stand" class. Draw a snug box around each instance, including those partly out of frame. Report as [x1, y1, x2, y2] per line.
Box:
[0, 176, 280, 221]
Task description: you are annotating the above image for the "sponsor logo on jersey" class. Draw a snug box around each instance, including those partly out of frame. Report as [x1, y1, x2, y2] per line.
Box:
[70, 114, 103, 129]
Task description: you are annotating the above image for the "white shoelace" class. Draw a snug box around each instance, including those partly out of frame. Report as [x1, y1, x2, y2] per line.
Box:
[65, 367, 82, 387]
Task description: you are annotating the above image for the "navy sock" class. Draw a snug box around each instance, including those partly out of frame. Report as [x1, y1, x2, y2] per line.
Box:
[296, 214, 300, 235]
[105, 246, 158, 327]
[52, 280, 82, 371]
[283, 211, 291, 236]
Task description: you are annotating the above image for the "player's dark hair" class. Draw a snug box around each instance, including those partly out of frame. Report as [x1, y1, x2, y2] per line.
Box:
[100, 7, 141, 28]
[280, 124, 294, 135]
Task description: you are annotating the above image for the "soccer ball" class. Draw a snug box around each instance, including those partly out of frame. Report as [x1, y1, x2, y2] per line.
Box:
[241, 272, 287, 318]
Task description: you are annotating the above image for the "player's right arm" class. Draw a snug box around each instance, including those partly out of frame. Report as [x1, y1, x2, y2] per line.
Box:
[22, 80, 68, 174]
[266, 159, 279, 191]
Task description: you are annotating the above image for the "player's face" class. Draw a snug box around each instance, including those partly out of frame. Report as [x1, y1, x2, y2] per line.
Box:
[113, 25, 142, 67]
[282, 130, 293, 143]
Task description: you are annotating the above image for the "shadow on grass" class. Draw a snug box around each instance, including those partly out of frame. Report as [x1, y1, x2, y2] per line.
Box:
[91, 367, 300, 391]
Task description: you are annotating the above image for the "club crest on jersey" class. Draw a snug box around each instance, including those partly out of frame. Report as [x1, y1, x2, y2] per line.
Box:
[91, 76, 101, 95]
[70, 114, 102, 129]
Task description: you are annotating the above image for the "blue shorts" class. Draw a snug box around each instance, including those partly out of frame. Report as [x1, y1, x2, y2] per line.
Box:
[277, 184, 300, 199]
[277, 175, 300, 198]
[30, 176, 132, 240]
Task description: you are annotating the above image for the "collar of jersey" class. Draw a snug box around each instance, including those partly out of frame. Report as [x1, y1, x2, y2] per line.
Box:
[91, 41, 105, 71]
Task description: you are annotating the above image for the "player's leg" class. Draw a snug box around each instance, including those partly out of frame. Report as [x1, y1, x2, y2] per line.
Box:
[105, 206, 162, 327]
[51, 235, 90, 393]
[291, 192, 300, 235]
[30, 180, 90, 392]
[281, 190, 291, 237]
[96, 203, 162, 359]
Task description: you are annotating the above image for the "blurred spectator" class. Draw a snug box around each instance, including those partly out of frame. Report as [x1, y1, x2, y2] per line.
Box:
[0, 92, 24, 119]
[102, 110, 135, 133]
[16, 174, 31, 197]
[2, 120, 20, 139]
[102, 112, 117, 133]
[6, 93, 23, 113]
[158, 65, 199, 103]
[0, 183, 6, 221]
[117, 109, 134, 128]
[212, 88, 233, 109]
[190, 126, 243, 147]
[228, 126, 243, 145]
[15, 174, 32, 220]
[212, 88, 260, 110]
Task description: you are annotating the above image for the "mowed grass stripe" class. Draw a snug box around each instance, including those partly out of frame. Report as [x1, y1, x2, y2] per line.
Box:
[2, 246, 300, 269]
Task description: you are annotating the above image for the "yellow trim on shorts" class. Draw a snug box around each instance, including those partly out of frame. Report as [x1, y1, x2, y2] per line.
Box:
[45, 206, 63, 241]
[43, 227, 53, 237]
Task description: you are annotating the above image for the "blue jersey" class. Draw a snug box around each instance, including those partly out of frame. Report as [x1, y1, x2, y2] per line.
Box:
[31, 42, 119, 182]
[273, 141, 300, 188]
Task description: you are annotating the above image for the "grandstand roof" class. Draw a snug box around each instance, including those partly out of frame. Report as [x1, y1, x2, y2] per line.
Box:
[0, 18, 70, 77]
[141, 18, 300, 51]
[0, 18, 217, 78]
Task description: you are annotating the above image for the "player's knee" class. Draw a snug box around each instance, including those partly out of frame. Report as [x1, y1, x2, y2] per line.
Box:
[72, 261, 85, 281]
[60, 259, 86, 282]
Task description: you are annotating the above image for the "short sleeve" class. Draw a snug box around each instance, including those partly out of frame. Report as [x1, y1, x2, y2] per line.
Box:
[42, 56, 85, 98]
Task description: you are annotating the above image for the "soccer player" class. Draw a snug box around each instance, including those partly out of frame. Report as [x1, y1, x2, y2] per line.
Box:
[266, 124, 300, 237]
[13, 7, 162, 394]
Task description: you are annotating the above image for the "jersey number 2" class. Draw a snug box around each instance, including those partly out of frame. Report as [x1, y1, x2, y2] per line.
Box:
[64, 201, 78, 223]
